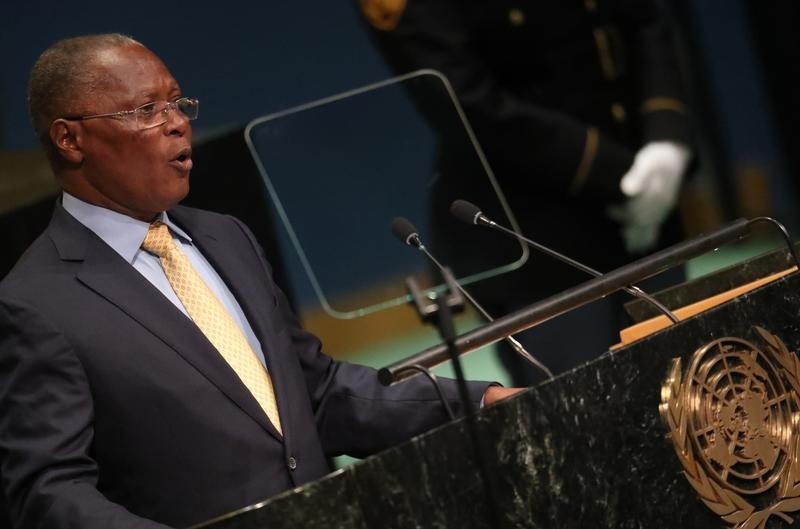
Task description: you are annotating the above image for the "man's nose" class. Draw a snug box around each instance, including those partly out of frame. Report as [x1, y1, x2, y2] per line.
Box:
[164, 105, 190, 135]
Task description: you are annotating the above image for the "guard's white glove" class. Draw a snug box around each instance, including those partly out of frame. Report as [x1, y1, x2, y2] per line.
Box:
[608, 141, 690, 254]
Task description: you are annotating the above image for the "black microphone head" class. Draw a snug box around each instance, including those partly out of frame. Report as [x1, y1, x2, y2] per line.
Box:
[450, 199, 484, 225]
[391, 217, 422, 248]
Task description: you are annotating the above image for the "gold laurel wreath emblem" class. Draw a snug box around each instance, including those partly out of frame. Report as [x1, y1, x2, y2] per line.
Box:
[660, 327, 800, 529]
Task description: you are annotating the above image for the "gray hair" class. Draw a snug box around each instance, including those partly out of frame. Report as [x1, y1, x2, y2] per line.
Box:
[27, 33, 142, 158]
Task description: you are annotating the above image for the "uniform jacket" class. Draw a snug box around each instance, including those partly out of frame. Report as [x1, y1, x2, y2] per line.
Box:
[359, 0, 692, 282]
[360, 0, 691, 203]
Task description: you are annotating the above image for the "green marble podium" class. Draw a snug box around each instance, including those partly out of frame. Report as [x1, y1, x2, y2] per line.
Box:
[196, 245, 800, 529]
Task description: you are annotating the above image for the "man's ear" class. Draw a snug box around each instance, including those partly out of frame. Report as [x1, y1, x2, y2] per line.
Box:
[49, 119, 84, 164]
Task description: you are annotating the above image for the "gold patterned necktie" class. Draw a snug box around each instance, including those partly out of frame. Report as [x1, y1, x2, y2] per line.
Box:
[142, 221, 282, 435]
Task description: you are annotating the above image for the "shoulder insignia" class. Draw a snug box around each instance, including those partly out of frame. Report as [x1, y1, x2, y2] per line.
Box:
[358, 0, 407, 31]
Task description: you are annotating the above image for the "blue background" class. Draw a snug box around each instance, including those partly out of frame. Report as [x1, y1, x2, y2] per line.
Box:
[1, 0, 796, 311]
[0, 1, 391, 150]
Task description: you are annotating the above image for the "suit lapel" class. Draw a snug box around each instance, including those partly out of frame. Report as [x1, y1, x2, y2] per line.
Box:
[50, 205, 281, 440]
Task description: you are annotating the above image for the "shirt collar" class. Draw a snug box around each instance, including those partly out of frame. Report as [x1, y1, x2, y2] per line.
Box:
[61, 192, 192, 263]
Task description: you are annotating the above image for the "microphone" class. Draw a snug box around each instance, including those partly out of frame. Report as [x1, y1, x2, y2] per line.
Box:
[449, 200, 678, 322]
[391, 217, 423, 249]
[391, 216, 554, 379]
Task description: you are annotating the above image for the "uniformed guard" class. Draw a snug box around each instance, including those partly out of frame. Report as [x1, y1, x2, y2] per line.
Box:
[356, 0, 693, 384]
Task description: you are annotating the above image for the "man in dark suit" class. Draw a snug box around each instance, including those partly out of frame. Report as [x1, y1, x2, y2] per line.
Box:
[357, 0, 693, 383]
[0, 34, 516, 529]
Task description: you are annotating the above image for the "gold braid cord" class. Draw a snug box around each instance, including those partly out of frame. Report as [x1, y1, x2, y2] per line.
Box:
[660, 328, 800, 529]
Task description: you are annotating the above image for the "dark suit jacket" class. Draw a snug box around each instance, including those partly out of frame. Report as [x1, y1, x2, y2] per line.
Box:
[0, 203, 486, 529]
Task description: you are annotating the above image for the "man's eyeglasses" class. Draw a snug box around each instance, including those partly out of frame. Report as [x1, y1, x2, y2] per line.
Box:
[62, 97, 199, 129]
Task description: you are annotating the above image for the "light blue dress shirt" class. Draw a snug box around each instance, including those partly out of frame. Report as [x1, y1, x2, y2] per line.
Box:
[61, 192, 268, 366]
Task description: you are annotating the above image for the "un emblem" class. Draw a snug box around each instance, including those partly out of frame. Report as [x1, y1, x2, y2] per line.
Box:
[660, 327, 800, 528]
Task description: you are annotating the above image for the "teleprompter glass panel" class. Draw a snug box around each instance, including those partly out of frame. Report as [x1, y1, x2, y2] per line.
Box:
[245, 71, 527, 318]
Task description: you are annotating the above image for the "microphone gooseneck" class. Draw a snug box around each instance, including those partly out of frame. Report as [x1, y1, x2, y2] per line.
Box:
[391, 216, 554, 379]
[449, 200, 679, 324]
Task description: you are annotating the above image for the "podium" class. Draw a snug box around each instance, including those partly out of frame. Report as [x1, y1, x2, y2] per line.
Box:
[195, 243, 800, 529]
